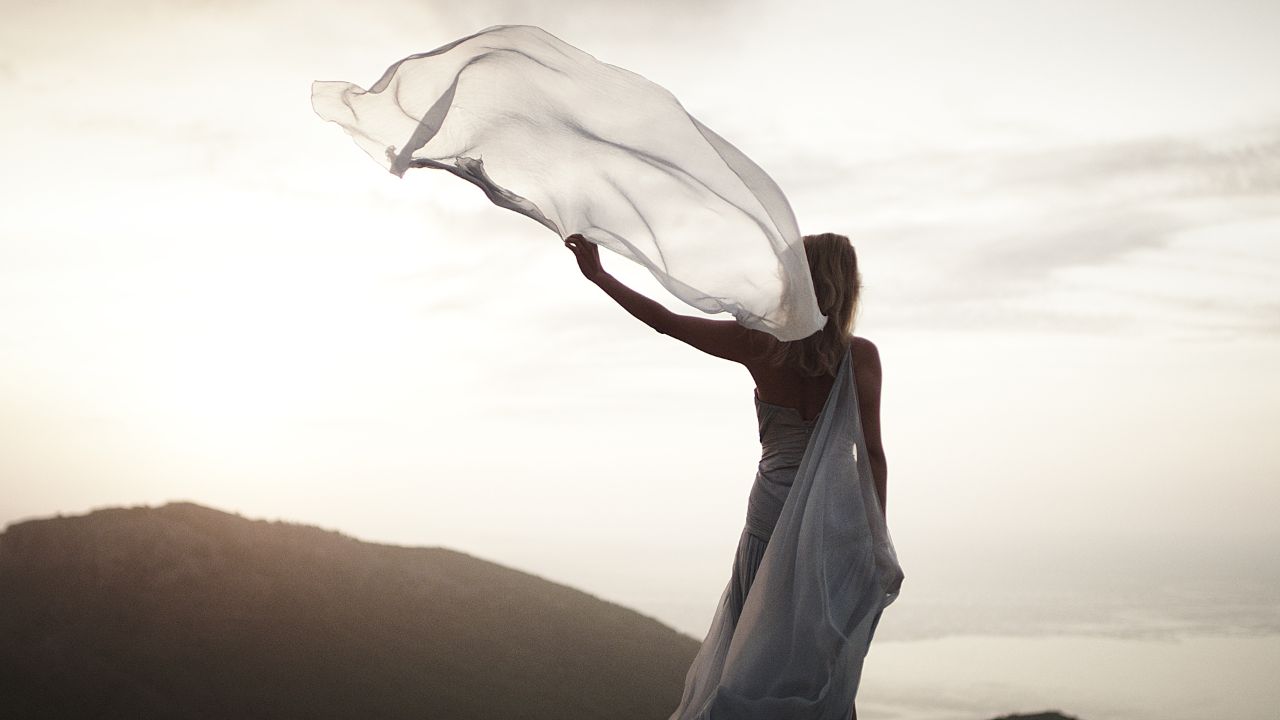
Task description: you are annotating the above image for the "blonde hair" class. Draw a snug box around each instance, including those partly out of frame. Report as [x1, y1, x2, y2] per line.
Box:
[764, 233, 861, 376]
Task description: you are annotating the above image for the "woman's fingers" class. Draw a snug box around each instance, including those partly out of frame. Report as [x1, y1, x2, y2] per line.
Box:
[563, 234, 603, 280]
[564, 235, 593, 258]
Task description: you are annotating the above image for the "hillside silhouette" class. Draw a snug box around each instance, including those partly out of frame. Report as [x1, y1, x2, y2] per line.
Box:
[0, 502, 699, 719]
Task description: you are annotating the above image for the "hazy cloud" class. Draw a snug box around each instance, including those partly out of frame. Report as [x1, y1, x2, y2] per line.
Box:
[771, 126, 1280, 336]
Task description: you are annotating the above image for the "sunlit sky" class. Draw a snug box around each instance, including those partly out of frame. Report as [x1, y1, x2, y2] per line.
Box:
[3, 0, 1279, 643]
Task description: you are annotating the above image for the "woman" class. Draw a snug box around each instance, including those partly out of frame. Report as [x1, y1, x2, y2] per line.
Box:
[564, 232, 894, 720]
[313, 24, 899, 714]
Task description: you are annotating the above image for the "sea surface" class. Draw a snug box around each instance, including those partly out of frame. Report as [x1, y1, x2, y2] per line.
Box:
[633, 540, 1280, 720]
[857, 633, 1280, 720]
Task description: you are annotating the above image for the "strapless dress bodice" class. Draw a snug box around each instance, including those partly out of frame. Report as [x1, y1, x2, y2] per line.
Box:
[743, 394, 819, 541]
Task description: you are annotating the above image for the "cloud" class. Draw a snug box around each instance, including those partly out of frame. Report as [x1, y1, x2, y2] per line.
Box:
[5, 0, 1277, 341]
[772, 126, 1280, 337]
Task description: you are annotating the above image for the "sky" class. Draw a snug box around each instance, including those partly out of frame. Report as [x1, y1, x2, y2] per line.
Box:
[2, 0, 1279, 659]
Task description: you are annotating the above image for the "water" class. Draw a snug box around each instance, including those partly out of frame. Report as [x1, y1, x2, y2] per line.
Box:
[858, 634, 1280, 720]
[640, 536, 1280, 720]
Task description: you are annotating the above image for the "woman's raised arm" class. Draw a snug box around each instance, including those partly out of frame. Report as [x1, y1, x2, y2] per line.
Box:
[565, 234, 755, 363]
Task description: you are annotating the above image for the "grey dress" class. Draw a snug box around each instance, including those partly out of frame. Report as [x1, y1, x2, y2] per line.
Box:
[727, 389, 820, 622]
[669, 344, 904, 720]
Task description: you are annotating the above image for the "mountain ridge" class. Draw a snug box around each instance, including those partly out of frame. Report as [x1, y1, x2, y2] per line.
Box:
[0, 501, 697, 719]
[0, 502, 1082, 720]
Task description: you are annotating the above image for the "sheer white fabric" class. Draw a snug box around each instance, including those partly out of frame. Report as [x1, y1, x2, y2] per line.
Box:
[671, 347, 904, 719]
[311, 25, 825, 341]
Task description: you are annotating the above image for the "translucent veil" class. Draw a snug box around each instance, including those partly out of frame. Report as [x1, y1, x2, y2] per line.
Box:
[311, 24, 825, 342]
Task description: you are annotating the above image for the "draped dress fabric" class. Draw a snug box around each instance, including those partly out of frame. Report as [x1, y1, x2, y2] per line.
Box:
[671, 344, 904, 720]
[311, 24, 825, 342]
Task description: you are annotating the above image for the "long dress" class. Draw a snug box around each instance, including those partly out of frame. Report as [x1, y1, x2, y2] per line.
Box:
[669, 343, 904, 720]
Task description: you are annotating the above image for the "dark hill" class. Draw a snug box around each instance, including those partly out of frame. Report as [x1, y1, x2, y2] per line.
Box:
[0, 502, 699, 720]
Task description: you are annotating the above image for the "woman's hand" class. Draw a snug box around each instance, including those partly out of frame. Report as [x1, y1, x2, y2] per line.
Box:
[564, 233, 606, 283]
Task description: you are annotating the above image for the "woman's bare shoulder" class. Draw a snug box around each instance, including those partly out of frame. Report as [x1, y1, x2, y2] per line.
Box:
[849, 334, 879, 356]
[849, 335, 883, 377]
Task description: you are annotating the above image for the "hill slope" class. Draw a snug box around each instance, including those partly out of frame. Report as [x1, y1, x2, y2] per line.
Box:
[0, 502, 699, 720]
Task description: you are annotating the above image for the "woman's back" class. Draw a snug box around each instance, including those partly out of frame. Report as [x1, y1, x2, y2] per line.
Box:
[746, 334, 878, 422]
[745, 333, 887, 520]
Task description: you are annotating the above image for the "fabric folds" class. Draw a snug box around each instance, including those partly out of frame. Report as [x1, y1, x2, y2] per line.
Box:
[670, 347, 904, 720]
[311, 24, 825, 341]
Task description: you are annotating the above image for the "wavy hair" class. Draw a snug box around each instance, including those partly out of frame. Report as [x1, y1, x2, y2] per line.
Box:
[764, 233, 861, 376]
